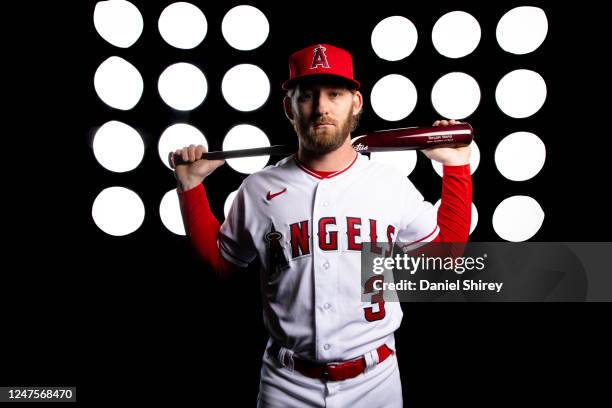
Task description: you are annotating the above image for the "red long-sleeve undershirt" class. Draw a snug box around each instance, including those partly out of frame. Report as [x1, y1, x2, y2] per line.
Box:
[178, 163, 472, 278]
[431, 164, 472, 243]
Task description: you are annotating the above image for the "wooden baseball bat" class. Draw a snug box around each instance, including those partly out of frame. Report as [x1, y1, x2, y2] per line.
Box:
[171, 123, 473, 164]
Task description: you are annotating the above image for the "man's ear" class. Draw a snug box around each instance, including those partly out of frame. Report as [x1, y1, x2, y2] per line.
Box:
[283, 96, 294, 121]
[352, 90, 363, 116]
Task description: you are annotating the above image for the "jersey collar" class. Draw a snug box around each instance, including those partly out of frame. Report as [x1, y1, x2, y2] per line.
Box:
[294, 152, 359, 180]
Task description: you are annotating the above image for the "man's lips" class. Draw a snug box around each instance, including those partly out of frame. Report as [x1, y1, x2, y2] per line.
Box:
[314, 123, 334, 128]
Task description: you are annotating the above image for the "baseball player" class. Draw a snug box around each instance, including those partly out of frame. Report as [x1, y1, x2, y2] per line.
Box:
[170, 44, 472, 407]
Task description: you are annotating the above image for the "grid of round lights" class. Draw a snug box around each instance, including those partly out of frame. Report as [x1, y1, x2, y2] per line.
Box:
[92, 2, 271, 236]
[92, 4, 549, 241]
[370, 7, 548, 240]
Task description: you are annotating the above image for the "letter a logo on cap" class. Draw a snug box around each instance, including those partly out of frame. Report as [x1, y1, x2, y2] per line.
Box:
[310, 45, 330, 70]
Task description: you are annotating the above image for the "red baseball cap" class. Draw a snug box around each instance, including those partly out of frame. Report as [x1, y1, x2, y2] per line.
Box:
[282, 43, 361, 91]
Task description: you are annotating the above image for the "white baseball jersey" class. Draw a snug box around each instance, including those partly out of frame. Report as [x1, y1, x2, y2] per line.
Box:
[219, 152, 439, 362]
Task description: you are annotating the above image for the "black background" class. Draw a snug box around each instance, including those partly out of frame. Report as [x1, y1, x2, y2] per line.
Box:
[2, 0, 609, 406]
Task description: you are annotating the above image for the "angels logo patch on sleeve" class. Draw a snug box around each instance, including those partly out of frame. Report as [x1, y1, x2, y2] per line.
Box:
[265, 224, 289, 279]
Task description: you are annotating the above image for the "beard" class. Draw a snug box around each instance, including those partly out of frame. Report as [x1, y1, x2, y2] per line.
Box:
[294, 109, 357, 154]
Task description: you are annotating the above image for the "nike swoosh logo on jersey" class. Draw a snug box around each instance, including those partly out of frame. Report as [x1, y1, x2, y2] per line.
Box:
[266, 188, 287, 200]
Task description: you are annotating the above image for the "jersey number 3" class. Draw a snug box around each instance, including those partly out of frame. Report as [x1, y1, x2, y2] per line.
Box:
[363, 276, 386, 321]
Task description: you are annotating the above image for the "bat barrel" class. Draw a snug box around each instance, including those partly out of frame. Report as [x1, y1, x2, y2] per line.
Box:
[351, 123, 474, 152]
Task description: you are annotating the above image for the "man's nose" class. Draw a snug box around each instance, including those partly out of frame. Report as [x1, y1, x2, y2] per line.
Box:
[313, 93, 331, 115]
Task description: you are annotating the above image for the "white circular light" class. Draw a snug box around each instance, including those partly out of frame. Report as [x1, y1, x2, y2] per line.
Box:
[160, 189, 185, 236]
[493, 196, 544, 242]
[224, 190, 239, 218]
[93, 120, 144, 173]
[223, 125, 270, 174]
[371, 74, 418, 121]
[158, 2, 208, 49]
[92, 186, 145, 236]
[432, 11, 481, 58]
[496, 69, 546, 119]
[371, 16, 418, 61]
[94, 0, 143, 48]
[370, 151, 417, 177]
[222, 5, 269, 51]
[431, 140, 480, 176]
[158, 63, 207, 111]
[222, 64, 270, 112]
[431, 72, 480, 119]
[497, 6, 548, 55]
[158, 123, 208, 170]
[495, 132, 546, 181]
[435, 199, 478, 235]
[94, 56, 143, 110]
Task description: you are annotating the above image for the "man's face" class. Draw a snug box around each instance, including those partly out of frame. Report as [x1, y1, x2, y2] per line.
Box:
[290, 81, 359, 154]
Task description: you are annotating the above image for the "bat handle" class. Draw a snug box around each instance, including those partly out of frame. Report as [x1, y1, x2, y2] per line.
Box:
[172, 145, 295, 165]
[203, 145, 294, 159]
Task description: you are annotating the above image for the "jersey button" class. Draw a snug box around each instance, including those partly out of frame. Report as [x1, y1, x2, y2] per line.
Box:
[322, 201, 329, 207]
[324, 344, 331, 350]
[323, 261, 330, 269]
[324, 303, 331, 310]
